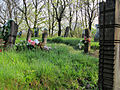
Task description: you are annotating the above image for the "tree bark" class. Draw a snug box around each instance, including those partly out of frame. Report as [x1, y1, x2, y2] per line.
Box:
[89, 21, 92, 31]
[23, 0, 31, 41]
[33, 0, 38, 29]
[73, 9, 78, 31]
[58, 20, 61, 36]
[48, 0, 51, 36]
[26, 29, 32, 41]
[69, 6, 73, 37]
[51, 0, 67, 37]
[51, 9, 55, 37]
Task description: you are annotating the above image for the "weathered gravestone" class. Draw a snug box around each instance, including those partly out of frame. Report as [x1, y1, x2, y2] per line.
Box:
[84, 29, 90, 53]
[42, 28, 48, 46]
[7, 20, 18, 47]
[99, 0, 120, 90]
[0, 20, 18, 47]
[64, 26, 70, 37]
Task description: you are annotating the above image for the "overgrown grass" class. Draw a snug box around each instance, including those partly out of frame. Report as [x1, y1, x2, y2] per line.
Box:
[0, 43, 98, 89]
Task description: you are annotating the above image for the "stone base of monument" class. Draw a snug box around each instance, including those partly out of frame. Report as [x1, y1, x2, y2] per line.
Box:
[98, 0, 120, 90]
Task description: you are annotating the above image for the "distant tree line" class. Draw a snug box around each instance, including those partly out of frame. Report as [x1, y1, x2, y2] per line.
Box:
[0, 0, 99, 39]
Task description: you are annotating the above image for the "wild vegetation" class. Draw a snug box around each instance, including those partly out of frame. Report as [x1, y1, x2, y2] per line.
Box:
[16, 37, 99, 50]
[0, 43, 98, 89]
[0, 0, 99, 89]
[0, 0, 99, 38]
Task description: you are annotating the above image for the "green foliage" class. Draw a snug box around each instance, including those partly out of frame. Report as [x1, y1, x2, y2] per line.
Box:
[70, 27, 83, 38]
[47, 37, 99, 50]
[0, 20, 11, 41]
[15, 37, 99, 50]
[0, 43, 98, 89]
[91, 27, 97, 38]
[91, 42, 99, 50]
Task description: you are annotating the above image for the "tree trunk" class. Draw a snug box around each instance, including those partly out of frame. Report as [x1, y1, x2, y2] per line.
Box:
[7, 1, 12, 19]
[51, 7, 55, 37]
[34, 8, 37, 29]
[33, 0, 38, 29]
[89, 21, 92, 31]
[69, 8, 73, 37]
[80, 7, 85, 28]
[85, 7, 88, 28]
[64, 26, 70, 37]
[23, 0, 31, 41]
[51, 17, 55, 37]
[52, 27, 54, 36]
[73, 10, 78, 31]
[48, 0, 51, 36]
[48, 18, 51, 36]
[26, 28, 32, 41]
[58, 20, 61, 36]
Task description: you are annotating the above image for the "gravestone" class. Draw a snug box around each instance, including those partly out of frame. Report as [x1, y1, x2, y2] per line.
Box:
[99, 0, 120, 90]
[42, 28, 48, 46]
[64, 26, 70, 37]
[7, 20, 18, 47]
[0, 20, 18, 47]
[84, 29, 90, 53]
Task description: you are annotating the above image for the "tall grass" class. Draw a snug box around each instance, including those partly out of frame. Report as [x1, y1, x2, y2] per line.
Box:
[0, 43, 98, 89]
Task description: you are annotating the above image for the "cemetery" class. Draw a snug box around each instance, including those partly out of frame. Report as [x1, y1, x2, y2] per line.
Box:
[0, 0, 120, 89]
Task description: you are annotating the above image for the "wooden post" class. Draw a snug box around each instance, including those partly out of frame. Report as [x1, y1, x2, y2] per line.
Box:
[7, 20, 18, 47]
[84, 29, 90, 53]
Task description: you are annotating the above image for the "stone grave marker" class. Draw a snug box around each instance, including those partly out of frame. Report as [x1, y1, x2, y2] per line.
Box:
[99, 0, 120, 90]
[7, 20, 18, 47]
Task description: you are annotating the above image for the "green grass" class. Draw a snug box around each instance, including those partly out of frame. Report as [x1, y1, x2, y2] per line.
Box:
[47, 37, 99, 50]
[0, 43, 98, 89]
